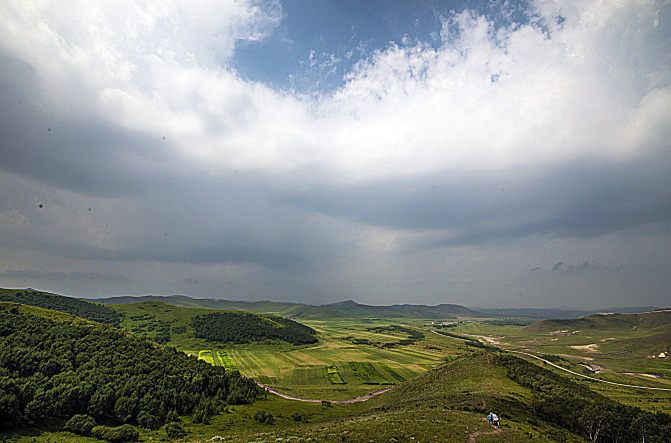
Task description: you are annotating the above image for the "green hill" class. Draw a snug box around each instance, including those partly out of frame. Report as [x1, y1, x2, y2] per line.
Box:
[525, 309, 671, 332]
[107, 301, 318, 348]
[0, 303, 260, 433]
[0, 288, 121, 326]
[192, 311, 317, 345]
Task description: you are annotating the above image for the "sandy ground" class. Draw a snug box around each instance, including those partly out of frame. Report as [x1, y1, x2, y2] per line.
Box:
[569, 343, 599, 353]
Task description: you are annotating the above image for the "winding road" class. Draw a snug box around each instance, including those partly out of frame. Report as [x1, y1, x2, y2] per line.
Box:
[256, 381, 392, 404]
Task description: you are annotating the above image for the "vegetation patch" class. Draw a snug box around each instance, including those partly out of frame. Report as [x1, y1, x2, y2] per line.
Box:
[0, 288, 121, 326]
[198, 349, 215, 365]
[325, 365, 346, 384]
[367, 324, 425, 348]
[217, 350, 238, 370]
[192, 311, 317, 345]
[348, 362, 395, 385]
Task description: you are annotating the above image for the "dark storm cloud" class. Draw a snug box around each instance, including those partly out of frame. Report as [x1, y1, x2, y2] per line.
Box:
[285, 154, 671, 250]
[0, 269, 123, 281]
[0, 52, 177, 198]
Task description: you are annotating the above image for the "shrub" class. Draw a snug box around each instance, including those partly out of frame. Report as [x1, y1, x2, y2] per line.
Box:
[64, 414, 96, 436]
[254, 411, 275, 425]
[164, 421, 187, 439]
[137, 410, 161, 429]
[91, 424, 140, 442]
[291, 412, 303, 422]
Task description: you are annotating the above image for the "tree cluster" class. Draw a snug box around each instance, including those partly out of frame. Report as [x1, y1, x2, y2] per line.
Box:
[0, 289, 121, 326]
[498, 354, 671, 442]
[0, 305, 261, 432]
[192, 312, 317, 345]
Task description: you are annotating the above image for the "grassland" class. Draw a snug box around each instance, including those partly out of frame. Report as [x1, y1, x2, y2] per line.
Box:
[435, 312, 671, 414]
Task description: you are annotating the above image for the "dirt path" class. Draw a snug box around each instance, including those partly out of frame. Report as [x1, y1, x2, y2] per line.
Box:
[508, 351, 671, 391]
[256, 381, 392, 404]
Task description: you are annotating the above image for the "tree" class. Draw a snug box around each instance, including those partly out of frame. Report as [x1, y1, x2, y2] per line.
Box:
[579, 404, 606, 441]
[114, 396, 137, 423]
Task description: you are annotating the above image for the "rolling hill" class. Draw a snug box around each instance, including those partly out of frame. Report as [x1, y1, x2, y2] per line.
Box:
[525, 309, 671, 332]
[96, 294, 479, 319]
[192, 311, 317, 345]
[0, 288, 121, 326]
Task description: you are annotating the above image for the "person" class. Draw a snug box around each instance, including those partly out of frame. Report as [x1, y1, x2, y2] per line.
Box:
[487, 412, 493, 427]
[491, 413, 500, 428]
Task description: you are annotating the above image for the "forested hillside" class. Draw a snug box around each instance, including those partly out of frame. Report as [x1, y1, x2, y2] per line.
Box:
[0, 288, 121, 326]
[499, 354, 671, 441]
[192, 312, 317, 345]
[0, 303, 261, 434]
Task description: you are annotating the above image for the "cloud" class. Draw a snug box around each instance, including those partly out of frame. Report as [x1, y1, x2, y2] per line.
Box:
[0, 1, 670, 306]
[0, 269, 123, 281]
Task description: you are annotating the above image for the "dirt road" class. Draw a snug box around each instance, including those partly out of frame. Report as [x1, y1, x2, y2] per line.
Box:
[256, 382, 392, 404]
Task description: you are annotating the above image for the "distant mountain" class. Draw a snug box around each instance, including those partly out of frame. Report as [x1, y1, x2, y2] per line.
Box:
[94, 294, 299, 313]
[473, 305, 660, 319]
[96, 295, 478, 319]
[525, 309, 671, 332]
[472, 307, 592, 319]
[593, 306, 659, 314]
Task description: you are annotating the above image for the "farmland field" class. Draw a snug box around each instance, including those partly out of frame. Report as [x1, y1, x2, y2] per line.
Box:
[197, 350, 215, 365]
[187, 319, 468, 400]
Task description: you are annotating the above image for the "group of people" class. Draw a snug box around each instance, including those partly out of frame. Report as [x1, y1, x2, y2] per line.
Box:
[487, 412, 500, 428]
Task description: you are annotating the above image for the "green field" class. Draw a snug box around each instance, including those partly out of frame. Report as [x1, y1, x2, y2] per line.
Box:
[326, 365, 346, 384]
[184, 319, 463, 399]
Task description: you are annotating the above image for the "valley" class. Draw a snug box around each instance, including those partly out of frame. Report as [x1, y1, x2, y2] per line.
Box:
[1, 289, 670, 442]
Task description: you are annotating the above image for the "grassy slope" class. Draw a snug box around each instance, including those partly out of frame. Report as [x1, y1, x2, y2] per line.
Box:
[447, 312, 671, 413]
[174, 352, 579, 442]
[0, 288, 121, 325]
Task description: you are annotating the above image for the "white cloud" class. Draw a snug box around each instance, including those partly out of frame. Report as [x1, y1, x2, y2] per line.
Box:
[1, 0, 668, 182]
[1, 0, 671, 305]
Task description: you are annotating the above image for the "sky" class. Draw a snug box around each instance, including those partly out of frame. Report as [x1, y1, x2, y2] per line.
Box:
[0, 0, 670, 309]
